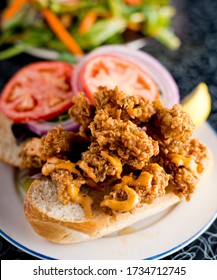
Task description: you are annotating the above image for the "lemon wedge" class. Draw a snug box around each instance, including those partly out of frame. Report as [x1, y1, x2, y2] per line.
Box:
[181, 83, 211, 126]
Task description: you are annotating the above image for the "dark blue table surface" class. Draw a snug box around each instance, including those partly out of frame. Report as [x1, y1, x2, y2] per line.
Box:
[0, 0, 216, 260]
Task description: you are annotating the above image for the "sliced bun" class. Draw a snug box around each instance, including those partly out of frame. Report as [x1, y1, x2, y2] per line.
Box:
[24, 179, 181, 244]
[23, 148, 213, 244]
[0, 113, 21, 167]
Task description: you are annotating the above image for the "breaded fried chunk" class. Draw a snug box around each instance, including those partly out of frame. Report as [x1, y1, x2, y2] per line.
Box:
[20, 137, 43, 169]
[21, 86, 209, 213]
[40, 126, 77, 161]
[93, 86, 160, 125]
[68, 92, 95, 128]
[89, 109, 159, 170]
[154, 104, 195, 141]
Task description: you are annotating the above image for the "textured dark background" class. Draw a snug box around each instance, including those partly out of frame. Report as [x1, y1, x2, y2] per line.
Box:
[0, 0, 217, 260]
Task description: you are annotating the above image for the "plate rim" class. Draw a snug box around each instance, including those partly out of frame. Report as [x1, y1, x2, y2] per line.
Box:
[1, 122, 217, 260]
[1, 213, 216, 260]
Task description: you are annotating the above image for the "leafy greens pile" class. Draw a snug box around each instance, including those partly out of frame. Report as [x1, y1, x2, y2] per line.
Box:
[0, 0, 180, 61]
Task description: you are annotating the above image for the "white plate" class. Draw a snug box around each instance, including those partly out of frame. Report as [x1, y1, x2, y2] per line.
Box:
[0, 122, 217, 260]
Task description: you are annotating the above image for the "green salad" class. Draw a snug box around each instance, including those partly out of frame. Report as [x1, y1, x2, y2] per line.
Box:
[0, 0, 180, 60]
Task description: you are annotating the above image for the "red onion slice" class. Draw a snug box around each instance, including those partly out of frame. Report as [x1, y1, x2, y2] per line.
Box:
[72, 45, 179, 107]
[30, 173, 43, 179]
[27, 119, 80, 136]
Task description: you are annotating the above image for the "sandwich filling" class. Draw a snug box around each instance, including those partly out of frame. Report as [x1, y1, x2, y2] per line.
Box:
[19, 87, 208, 218]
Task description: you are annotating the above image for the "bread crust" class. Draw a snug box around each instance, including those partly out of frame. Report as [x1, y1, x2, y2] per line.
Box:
[23, 149, 213, 244]
[24, 179, 181, 243]
[0, 113, 21, 167]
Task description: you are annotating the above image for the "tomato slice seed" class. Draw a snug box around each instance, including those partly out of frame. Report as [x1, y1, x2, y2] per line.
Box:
[0, 62, 74, 123]
[81, 55, 160, 101]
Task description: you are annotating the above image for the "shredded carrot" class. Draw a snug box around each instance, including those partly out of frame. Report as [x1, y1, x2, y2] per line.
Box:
[2, 0, 28, 21]
[124, 0, 142, 6]
[78, 11, 98, 34]
[41, 8, 83, 55]
[127, 22, 142, 32]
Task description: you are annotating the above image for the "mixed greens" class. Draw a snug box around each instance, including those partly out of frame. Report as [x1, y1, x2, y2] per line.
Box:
[0, 0, 180, 60]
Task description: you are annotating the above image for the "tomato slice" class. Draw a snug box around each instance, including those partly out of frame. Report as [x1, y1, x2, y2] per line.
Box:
[0, 62, 74, 123]
[80, 54, 160, 102]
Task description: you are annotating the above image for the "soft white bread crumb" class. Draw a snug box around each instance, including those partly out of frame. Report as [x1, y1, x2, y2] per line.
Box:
[31, 180, 86, 222]
[24, 179, 182, 244]
[23, 148, 213, 244]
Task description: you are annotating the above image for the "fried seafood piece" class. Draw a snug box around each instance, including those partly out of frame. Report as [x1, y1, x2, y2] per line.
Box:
[50, 169, 85, 205]
[101, 163, 169, 215]
[51, 169, 72, 205]
[146, 103, 196, 155]
[20, 125, 75, 169]
[182, 138, 208, 172]
[160, 138, 208, 173]
[89, 110, 159, 170]
[139, 163, 170, 204]
[80, 142, 122, 183]
[93, 86, 160, 125]
[147, 136, 208, 176]
[19, 137, 43, 169]
[40, 126, 85, 161]
[68, 92, 95, 128]
[146, 137, 208, 200]
[165, 161, 198, 201]
[159, 149, 202, 200]
[93, 86, 125, 110]
[153, 104, 195, 141]
[20, 126, 89, 169]
[120, 95, 162, 125]
[42, 157, 86, 205]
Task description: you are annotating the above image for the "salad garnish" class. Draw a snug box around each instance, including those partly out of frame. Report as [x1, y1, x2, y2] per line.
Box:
[0, 0, 181, 60]
[0, 46, 180, 138]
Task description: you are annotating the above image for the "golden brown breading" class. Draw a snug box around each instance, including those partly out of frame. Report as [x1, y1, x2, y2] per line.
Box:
[68, 92, 95, 128]
[19, 138, 43, 169]
[101, 163, 169, 215]
[120, 95, 162, 124]
[163, 138, 207, 172]
[167, 166, 198, 201]
[50, 169, 85, 205]
[40, 126, 77, 161]
[146, 103, 198, 158]
[140, 163, 170, 203]
[89, 109, 159, 170]
[93, 86, 125, 110]
[93, 86, 160, 125]
[81, 142, 119, 182]
[20, 126, 89, 169]
[23, 86, 209, 211]
[51, 169, 72, 205]
[154, 104, 195, 141]
[183, 138, 208, 172]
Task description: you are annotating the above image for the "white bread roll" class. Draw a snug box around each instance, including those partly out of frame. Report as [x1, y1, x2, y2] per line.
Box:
[23, 148, 213, 244]
[23, 179, 183, 243]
